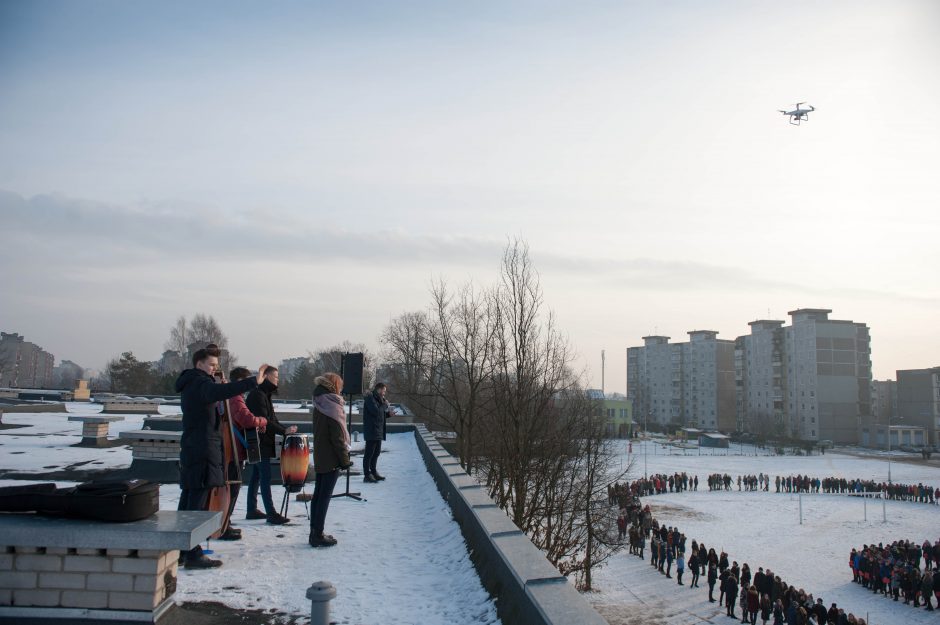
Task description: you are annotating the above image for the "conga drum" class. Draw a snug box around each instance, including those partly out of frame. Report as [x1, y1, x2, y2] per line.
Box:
[280, 434, 309, 493]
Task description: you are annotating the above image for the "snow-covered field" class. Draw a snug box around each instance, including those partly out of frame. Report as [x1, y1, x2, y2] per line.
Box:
[592, 439, 940, 625]
[0, 408, 500, 625]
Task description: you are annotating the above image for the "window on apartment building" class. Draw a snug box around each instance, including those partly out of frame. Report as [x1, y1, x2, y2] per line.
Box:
[810, 390, 815, 397]
[812, 430, 816, 436]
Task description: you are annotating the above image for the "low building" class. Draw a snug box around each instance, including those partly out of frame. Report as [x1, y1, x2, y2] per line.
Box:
[896, 367, 940, 446]
[698, 432, 730, 448]
[859, 422, 928, 449]
[603, 396, 633, 438]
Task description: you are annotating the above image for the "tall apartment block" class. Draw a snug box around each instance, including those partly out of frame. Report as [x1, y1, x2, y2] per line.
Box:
[736, 309, 872, 443]
[871, 380, 898, 423]
[627, 331, 735, 431]
[0, 332, 55, 388]
[896, 367, 940, 446]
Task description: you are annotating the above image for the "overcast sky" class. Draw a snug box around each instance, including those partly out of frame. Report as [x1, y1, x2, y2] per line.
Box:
[1, 0, 938, 391]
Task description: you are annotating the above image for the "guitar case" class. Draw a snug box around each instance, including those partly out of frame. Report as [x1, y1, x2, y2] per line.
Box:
[0, 479, 160, 522]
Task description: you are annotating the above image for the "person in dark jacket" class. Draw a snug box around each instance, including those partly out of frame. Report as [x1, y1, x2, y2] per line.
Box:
[309, 373, 352, 548]
[724, 573, 740, 617]
[245, 366, 296, 524]
[708, 562, 719, 602]
[176, 347, 269, 568]
[361, 382, 391, 483]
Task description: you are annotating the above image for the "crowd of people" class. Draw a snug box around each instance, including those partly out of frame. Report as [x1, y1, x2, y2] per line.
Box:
[612, 483, 903, 624]
[773, 475, 938, 503]
[608, 471, 939, 507]
[850, 539, 940, 611]
[608, 472, 694, 507]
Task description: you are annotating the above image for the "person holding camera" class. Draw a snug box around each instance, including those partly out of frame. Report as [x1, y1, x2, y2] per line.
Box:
[309, 372, 351, 548]
[362, 382, 391, 483]
[175, 346, 271, 568]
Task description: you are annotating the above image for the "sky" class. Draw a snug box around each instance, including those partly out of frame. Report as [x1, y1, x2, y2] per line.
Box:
[1, 0, 938, 391]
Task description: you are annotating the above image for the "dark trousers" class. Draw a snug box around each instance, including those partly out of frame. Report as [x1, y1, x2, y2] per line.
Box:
[178, 488, 210, 559]
[363, 440, 382, 475]
[691, 570, 699, 586]
[248, 457, 276, 515]
[310, 470, 340, 536]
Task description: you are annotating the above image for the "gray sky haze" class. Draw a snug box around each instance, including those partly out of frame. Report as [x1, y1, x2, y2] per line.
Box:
[1, 1, 938, 390]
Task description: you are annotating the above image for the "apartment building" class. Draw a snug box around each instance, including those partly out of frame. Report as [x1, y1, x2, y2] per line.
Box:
[736, 309, 871, 444]
[627, 331, 735, 431]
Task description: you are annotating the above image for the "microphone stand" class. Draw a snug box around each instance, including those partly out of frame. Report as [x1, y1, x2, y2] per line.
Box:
[331, 391, 364, 501]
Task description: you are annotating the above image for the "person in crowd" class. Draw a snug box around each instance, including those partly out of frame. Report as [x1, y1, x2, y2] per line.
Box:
[676, 550, 685, 585]
[362, 382, 392, 483]
[708, 562, 718, 602]
[309, 373, 352, 548]
[176, 346, 269, 568]
[245, 366, 296, 525]
[689, 548, 700, 588]
[922, 569, 934, 610]
[724, 571, 740, 618]
[760, 593, 772, 624]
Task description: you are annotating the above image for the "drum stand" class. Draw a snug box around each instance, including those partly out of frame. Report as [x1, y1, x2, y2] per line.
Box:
[331, 392, 364, 501]
[280, 485, 310, 519]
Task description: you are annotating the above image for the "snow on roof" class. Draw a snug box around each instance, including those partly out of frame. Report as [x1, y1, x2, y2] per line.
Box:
[698, 432, 730, 439]
[0, 407, 500, 624]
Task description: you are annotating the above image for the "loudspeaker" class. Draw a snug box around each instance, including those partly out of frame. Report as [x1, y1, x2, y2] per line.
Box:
[340, 352, 364, 396]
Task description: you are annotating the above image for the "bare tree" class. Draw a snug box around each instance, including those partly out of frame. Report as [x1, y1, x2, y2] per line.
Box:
[188, 313, 228, 348]
[161, 316, 188, 373]
[381, 311, 436, 418]
[310, 341, 376, 394]
[162, 314, 236, 373]
[425, 280, 498, 474]
[379, 237, 630, 589]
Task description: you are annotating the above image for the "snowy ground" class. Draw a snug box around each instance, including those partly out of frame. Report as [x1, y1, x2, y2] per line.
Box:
[0, 408, 500, 625]
[591, 439, 940, 625]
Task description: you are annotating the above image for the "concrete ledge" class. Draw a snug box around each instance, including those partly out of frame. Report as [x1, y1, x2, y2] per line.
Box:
[121, 431, 181, 442]
[0, 511, 221, 551]
[413, 424, 606, 625]
[69, 416, 126, 424]
[100, 400, 162, 415]
[69, 416, 126, 447]
[0, 403, 68, 414]
[0, 599, 175, 624]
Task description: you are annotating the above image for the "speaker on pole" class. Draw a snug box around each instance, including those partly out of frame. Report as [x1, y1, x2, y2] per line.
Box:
[341, 352, 364, 396]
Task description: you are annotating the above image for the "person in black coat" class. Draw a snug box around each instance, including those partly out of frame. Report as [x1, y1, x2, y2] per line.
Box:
[708, 562, 719, 602]
[245, 367, 296, 524]
[361, 382, 391, 483]
[176, 347, 269, 568]
[724, 573, 740, 617]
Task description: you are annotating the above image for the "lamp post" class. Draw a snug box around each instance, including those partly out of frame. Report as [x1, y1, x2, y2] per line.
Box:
[886, 412, 895, 485]
[644, 412, 649, 479]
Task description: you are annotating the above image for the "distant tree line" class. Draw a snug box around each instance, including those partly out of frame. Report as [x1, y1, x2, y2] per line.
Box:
[100, 313, 374, 399]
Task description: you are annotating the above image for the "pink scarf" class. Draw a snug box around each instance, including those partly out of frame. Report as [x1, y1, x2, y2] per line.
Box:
[315, 393, 350, 448]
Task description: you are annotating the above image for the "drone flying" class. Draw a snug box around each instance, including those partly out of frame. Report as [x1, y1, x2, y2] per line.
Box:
[779, 102, 815, 125]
